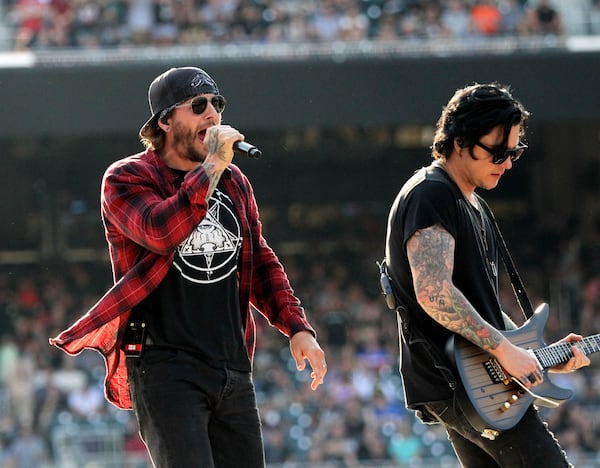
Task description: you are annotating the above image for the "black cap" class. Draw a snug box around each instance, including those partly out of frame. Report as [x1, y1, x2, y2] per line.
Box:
[139, 67, 219, 137]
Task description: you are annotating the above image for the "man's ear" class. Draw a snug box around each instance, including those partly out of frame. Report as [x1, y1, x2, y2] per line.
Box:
[158, 116, 170, 132]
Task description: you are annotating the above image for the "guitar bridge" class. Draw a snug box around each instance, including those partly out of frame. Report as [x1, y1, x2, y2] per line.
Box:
[484, 358, 510, 385]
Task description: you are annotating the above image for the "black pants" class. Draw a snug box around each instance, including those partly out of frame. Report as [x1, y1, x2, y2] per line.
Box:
[126, 348, 265, 468]
[422, 399, 571, 468]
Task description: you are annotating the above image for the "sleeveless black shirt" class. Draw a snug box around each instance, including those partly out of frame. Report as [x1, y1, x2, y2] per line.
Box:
[385, 163, 502, 405]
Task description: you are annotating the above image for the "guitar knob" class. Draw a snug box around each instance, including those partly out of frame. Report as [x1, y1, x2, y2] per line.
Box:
[500, 395, 519, 412]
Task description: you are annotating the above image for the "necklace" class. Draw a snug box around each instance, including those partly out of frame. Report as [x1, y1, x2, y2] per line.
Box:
[436, 161, 498, 281]
[474, 199, 487, 251]
[473, 199, 498, 279]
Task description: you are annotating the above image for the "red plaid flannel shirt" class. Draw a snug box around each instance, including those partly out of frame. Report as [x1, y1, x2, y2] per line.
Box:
[50, 149, 314, 409]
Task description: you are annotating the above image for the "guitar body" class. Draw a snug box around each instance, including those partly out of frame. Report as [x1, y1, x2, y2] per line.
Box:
[453, 304, 573, 433]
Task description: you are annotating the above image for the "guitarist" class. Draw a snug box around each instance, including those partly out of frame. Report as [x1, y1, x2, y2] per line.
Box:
[384, 82, 589, 467]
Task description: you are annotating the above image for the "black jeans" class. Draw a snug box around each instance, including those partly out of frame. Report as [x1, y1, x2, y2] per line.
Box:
[126, 348, 265, 468]
[422, 399, 571, 468]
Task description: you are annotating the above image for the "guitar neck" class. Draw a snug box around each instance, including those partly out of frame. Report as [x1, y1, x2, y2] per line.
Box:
[534, 334, 600, 369]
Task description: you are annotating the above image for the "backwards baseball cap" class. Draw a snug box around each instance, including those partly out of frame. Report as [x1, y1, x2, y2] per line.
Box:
[139, 67, 219, 137]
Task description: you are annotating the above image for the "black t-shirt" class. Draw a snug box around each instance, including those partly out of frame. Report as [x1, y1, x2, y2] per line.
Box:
[135, 176, 250, 371]
[385, 163, 503, 405]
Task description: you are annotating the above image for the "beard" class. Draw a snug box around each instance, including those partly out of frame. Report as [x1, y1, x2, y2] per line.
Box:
[171, 121, 206, 163]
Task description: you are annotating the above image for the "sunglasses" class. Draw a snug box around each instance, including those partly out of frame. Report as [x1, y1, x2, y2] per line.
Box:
[474, 140, 528, 165]
[175, 95, 226, 115]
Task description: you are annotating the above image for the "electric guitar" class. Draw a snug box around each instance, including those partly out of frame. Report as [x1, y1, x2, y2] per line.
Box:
[453, 303, 599, 438]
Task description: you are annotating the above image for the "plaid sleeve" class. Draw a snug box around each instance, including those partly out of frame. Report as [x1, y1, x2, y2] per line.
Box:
[101, 158, 211, 255]
[237, 171, 315, 338]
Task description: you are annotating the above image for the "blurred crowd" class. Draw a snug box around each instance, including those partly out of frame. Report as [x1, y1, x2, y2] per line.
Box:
[0, 1, 599, 465]
[2, 0, 597, 52]
[0, 212, 599, 467]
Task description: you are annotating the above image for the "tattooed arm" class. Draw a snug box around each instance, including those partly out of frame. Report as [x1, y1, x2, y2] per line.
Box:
[201, 160, 226, 203]
[407, 224, 503, 350]
[202, 125, 244, 201]
[406, 224, 544, 386]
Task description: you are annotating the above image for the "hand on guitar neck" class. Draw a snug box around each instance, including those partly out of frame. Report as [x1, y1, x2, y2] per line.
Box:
[546, 333, 591, 373]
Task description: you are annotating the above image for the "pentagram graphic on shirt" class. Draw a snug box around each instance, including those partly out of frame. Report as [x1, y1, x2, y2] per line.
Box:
[173, 187, 242, 284]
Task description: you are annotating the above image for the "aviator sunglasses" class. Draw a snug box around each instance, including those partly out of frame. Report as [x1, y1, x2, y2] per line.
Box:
[175, 95, 227, 115]
[474, 140, 528, 165]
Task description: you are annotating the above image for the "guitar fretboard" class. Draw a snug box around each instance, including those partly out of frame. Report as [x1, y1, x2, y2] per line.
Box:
[534, 334, 600, 368]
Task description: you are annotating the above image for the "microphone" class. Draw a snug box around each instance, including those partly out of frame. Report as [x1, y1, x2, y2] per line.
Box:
[233, 141, 262, 159]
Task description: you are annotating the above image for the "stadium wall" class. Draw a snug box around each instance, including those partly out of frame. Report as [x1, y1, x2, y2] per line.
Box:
[2, 50, 600, 138]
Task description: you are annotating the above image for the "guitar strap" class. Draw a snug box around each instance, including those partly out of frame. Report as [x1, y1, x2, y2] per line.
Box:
[479, 202, 534, 320]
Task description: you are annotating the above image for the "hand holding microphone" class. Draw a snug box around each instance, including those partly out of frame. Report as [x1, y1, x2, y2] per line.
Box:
[205, 125, 262, 163]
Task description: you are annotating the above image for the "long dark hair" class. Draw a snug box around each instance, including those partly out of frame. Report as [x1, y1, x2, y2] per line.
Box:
[431, 83, 530, 160]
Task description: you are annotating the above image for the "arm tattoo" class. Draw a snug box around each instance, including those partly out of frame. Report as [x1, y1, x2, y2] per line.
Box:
[201, 160, 224, 202]
[202, 128, 227, 202]
[407, 225, 503, 351]
[205, 128, 229, 161]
